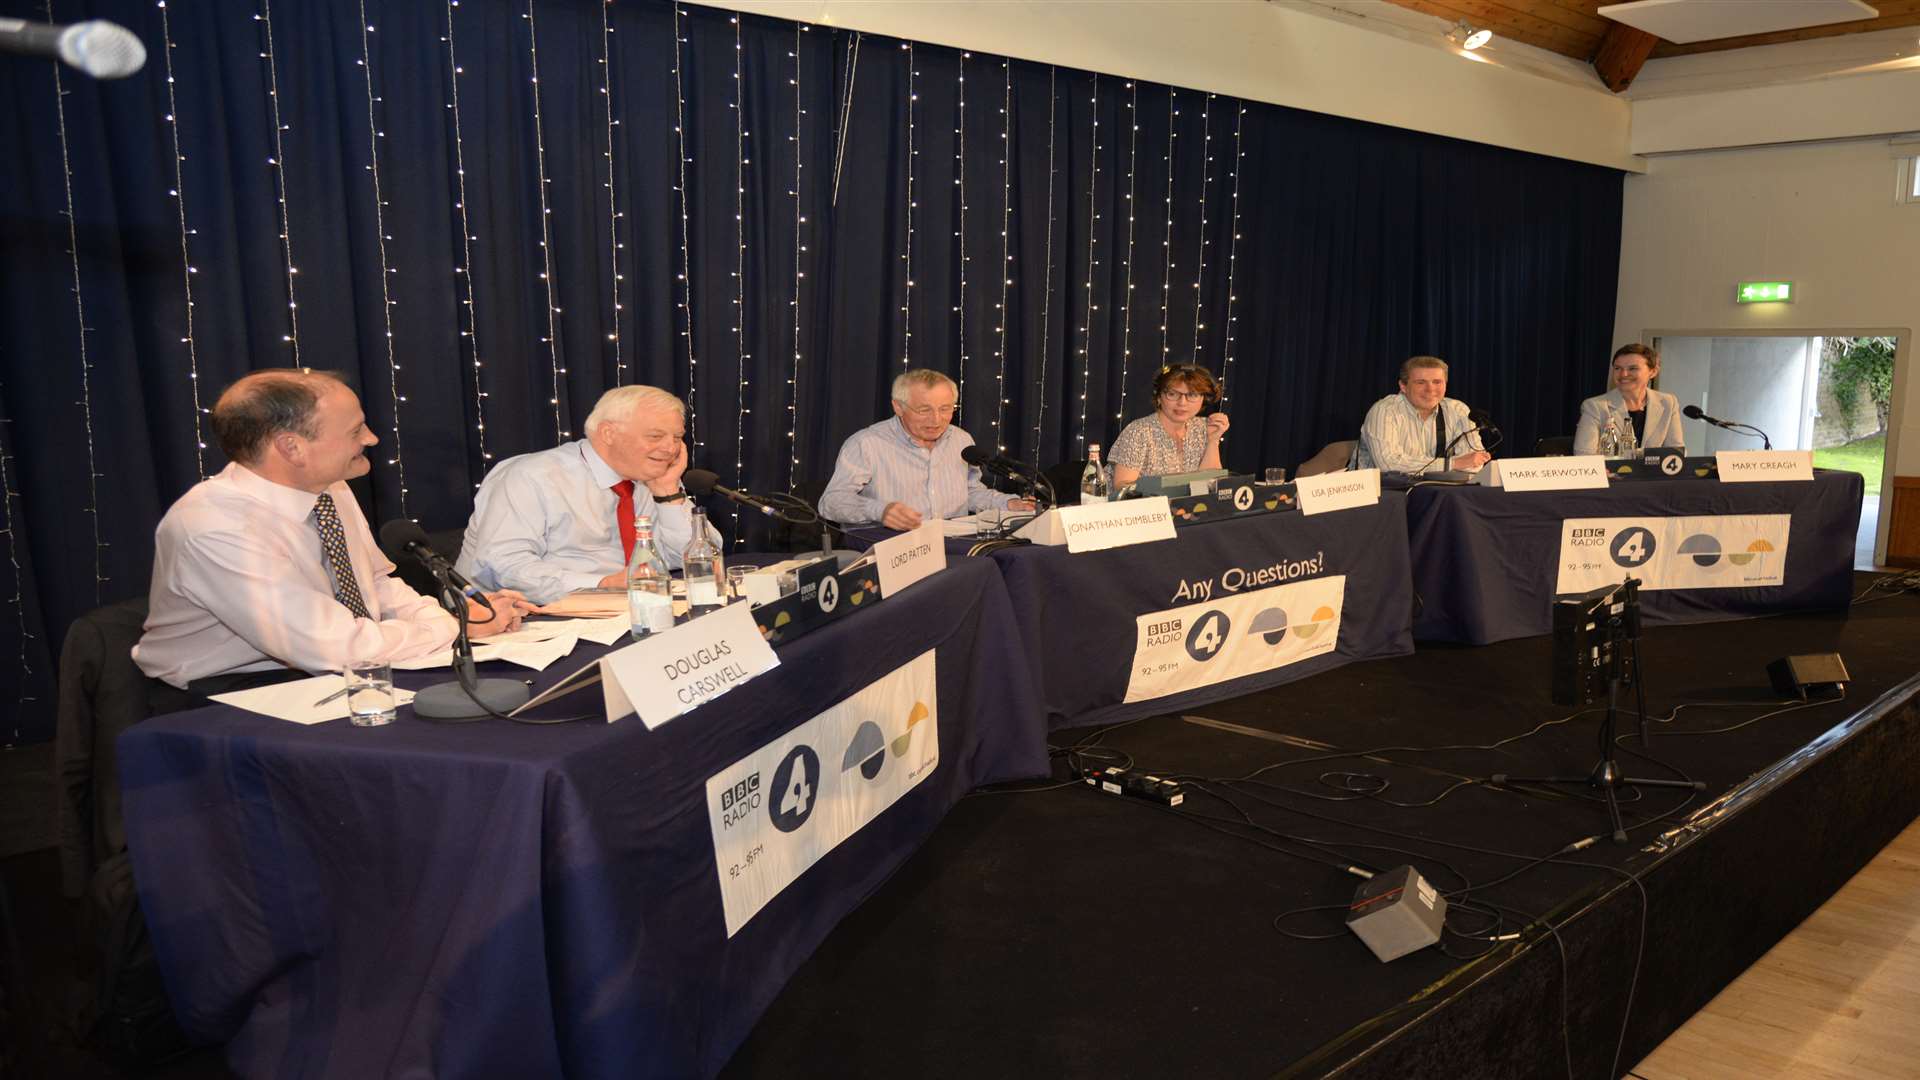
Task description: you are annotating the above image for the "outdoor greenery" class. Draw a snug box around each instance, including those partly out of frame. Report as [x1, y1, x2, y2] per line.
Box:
[1822, 336, 1896, 434]
[1812, 433, 1884, 496]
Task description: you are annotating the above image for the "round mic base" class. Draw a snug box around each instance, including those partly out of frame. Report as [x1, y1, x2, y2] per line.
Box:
[414, 677, 532, 720]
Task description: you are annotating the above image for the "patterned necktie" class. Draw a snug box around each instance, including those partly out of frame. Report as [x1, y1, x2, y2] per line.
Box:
[611, 480, 638, 562]
[313, 493, 373, 619]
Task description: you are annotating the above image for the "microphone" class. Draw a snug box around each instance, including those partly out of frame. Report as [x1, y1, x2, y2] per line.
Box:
[0, 18, 146, 79]
[379, 519, 486, 602]
[1682, 404, 1772, 449]
[960, 444, 1041, 480]
[682, 468, 777, 516]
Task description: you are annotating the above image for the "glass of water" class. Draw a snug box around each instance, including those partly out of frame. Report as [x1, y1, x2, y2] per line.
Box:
[1263, 467, 1286, 485]
[975, 508, 1004, 538]
[345, 660, 396, 727]
[726, 565, 752, 603]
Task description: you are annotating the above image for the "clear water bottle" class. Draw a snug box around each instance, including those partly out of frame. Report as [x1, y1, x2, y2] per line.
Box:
[683, 507, 725, 615]
[626, 516, 674, 641]
[1080, 444, 1110, 504]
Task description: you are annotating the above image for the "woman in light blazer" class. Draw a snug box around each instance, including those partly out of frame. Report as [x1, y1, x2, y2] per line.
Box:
[1573, 343, 1685, 455]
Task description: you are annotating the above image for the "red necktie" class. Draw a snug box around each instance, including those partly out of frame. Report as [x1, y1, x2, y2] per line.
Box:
[612, 480, 637, 562]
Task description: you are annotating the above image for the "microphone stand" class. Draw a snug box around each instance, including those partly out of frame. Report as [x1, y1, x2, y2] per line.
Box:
[412, 568, 532, 721]
[1492, 577, 1704, 842]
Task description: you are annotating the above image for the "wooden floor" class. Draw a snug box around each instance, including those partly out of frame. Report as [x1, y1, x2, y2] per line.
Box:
[1632, 816, 1920, 1080]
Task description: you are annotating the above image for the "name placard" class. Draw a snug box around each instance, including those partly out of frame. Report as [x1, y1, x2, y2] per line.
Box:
[1716, 450, 1813, 483]
[1059, 496, 1177, 553]
[1491, 456, 1609, 492]
[872, 520, 947, 597]
[601, 602, 779, 728]
[1294, 468, 1380, 516]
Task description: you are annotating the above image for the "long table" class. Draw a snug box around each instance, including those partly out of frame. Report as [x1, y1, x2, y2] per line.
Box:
[983, 498, 1415, 730]
[118, 557, 1046, 1079]
[1406, 471, 1864, 644]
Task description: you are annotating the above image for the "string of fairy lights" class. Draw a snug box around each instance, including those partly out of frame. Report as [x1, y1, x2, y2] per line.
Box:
[525, 1, 567, 443]
[0, 393, 33, 710]
[899, 41, 916, 369]
[1160, 88, 1178, 370]
[1075, 74, 1100, 451]
[356, 0, 409, 516]
[155, 1, 206, 478]
[443, 0, 491, 471]
[599, 0, 625, 385]
[255, 0, 300, 359]
[672, 6, 699, 451]
[992, 58, 1012, 453]
[1031, 65, 1057, 462]
[47, 0, 106, 603]
[1190, 93, 1213, 366]
[1220, 102, 1247, 413]
[953, 52, 970, 412]
[1116, 81, 1139, 425]
[731, 13, 749, 538]
[786, 25, 808, 487]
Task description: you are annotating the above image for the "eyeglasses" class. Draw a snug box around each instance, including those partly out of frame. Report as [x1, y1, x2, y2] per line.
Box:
[905, 404, 958, 419]
[1161, 390, 1205, 402]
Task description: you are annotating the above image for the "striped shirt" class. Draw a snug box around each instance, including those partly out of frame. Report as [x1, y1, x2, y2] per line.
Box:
[818, 417, 1016, 524]
[1355, 394, 1483, 474]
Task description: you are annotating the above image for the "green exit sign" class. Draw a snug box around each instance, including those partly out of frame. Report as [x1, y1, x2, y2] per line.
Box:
[1736, 281, 1794, 303]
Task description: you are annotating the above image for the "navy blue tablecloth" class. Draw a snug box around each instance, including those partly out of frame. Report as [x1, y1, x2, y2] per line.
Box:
[118, 557, 1046, 1080]
[1406, 472, 1864, 644]
[982, 499, 1414, 730]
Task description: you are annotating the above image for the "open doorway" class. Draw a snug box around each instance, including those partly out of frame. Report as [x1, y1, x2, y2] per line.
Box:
[1653, 333, 1898, 571]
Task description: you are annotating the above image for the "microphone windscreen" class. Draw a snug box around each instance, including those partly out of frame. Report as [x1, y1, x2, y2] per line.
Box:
[62, 21, 146, 79]
[1682, 404, 1705, 420]
[379, 518, 431, 553]
[681, 469, 721, 496]
[1467, 410, 1492, 426]
[960, 445, 990, 467]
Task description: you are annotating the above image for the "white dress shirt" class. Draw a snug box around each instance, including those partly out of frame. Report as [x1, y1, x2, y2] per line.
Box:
[1573, 388, 1685, 455]
[1355, 394, 1483, 475]
[817, 418, 1016, 525]
[456, 439, 720, 605]
[133, 463, 457, 689]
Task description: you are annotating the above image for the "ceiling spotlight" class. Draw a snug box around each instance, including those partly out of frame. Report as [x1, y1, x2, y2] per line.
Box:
[1448, 19, 1493, 50]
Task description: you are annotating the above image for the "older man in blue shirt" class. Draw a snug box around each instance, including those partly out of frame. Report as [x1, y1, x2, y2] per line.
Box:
[820, 369, 1033, 530]
[457, 385, 721, 604]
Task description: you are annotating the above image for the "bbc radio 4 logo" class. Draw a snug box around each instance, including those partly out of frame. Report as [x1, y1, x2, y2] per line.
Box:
[1607, 525, 1776, 570]
[1170, 603, 1337, 662]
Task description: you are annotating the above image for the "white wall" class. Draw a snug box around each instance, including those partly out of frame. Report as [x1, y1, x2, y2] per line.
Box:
[1615, 137, 1918, 478]
[693, 0, 1639, 171]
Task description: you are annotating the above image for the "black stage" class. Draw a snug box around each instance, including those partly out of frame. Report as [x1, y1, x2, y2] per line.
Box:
[723, 572, 1920, 1079]
[5, 574, 1918, 1080]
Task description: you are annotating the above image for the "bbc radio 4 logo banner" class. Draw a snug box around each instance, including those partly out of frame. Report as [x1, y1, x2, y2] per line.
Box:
[1556, 514, 1791, 594]
[705, 649, 938, 937]
[1124, 575, 1346, 704]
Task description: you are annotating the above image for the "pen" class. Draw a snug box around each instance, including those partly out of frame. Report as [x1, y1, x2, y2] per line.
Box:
[312, 686, 350, 708]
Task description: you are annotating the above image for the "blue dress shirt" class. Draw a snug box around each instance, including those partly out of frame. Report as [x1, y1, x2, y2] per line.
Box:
[456, 439, 720, 604]
[818, 418, 1016, 525]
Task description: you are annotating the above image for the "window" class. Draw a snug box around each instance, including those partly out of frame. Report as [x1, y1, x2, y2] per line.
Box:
[1897, 147, 1920, 205]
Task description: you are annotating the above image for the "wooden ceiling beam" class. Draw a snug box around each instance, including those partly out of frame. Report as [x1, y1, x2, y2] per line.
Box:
[1592, 20, 1661, 92]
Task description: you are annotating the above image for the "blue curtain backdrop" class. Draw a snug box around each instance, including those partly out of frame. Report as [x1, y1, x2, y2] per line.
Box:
[0, 0, 1623, 743]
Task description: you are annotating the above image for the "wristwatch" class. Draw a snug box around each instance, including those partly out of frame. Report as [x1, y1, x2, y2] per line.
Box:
[653, 488, 688, 504]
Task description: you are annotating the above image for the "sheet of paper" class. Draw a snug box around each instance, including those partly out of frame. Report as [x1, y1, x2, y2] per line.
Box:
[392, 633, 581, 672]
[210, 674, 417, 725]
[536, 590, 628, 617]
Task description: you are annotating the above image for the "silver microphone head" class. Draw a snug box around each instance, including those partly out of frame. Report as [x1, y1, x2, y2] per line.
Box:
[59, 20, 146, 79]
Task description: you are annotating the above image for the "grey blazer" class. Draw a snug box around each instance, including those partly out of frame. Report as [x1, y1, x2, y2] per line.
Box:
[1573, 388, 1685, 455]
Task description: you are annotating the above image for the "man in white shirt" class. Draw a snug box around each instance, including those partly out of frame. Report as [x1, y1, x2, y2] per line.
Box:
[456, 385, 722, 605]
[819, 369, 1032, 530]
[1355, 356, 1493, 475]
[134, 370, 532, 693]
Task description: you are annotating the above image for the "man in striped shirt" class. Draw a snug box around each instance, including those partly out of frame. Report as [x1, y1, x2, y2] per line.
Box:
[1356, 356, 1493, 476]
[819, 369, 1033, 530]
